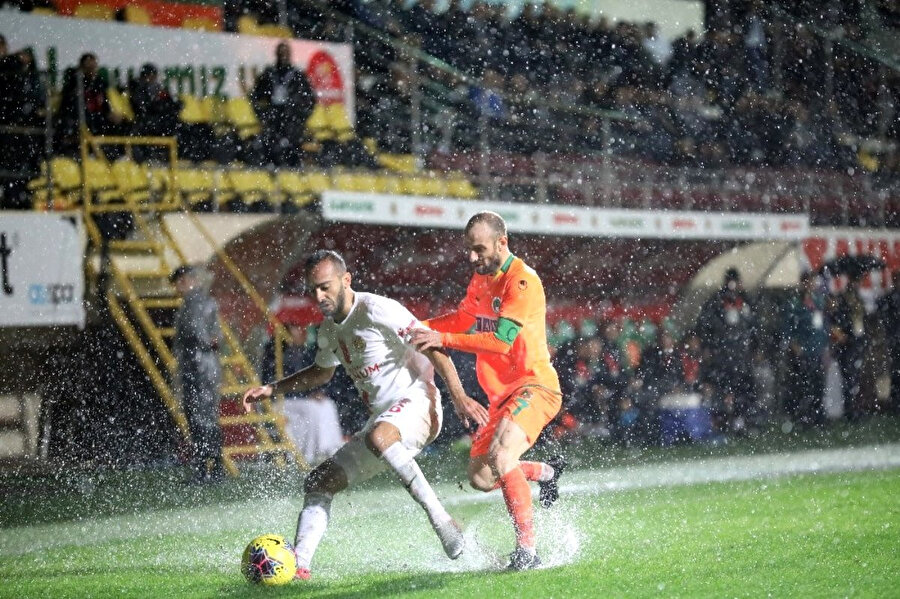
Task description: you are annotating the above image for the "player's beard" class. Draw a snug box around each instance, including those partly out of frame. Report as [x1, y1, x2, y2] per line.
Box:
[319, 286, 346, 319]
[474, 243, 503, 275]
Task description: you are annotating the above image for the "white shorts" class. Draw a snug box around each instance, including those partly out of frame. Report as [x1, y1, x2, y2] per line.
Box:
[333, 391, 443, 486]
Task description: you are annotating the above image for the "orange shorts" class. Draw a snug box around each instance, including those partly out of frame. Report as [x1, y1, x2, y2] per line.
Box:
[470, 385, 562, 458]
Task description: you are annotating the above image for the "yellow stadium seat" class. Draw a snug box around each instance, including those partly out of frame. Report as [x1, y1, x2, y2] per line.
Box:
[305, 103, 331, 142]
[224, 97, 260, 139]
[324, 104, 354, 142]
[182, 17, 220, 31]
[200, 95, 226, 128]
[179, 94, 209, 124]
[302, 172, 331, 195]
[50, 157, 83, 194]
[84, 158, 121, 203]
[30, 7, 55, 15]
[107, 88, 134, 122]
[447, 177, 478, 199]
[226, 169, 278, 207]
[124, 5, 152, 25]
[110, 159, 151, 203]
[379, 175, 404, 195]
[377, 153, 418, 173]
[400, 176, 430, 196]
[173, 168, 216, 208]
[74, 3, 114, 20]
[274, 171, 313, 207]
[28, 157, 82, 209]
[257, 23, 293, 38]
[237, 15, 259, 34]
[428, 174, 449, 196]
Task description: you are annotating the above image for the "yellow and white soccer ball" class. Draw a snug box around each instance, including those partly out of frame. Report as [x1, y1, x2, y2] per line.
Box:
[241, 534, 296, 586]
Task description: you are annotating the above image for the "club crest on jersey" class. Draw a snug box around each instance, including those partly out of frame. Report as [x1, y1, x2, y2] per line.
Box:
[491, 297, 501, 313]
[352, 335, 366, 352]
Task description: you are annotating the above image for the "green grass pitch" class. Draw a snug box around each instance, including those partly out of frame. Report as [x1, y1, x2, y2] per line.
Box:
[1, 447, 898, 598]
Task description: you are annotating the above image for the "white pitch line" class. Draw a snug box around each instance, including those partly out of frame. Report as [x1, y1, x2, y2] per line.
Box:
[443, 443, 900, 507]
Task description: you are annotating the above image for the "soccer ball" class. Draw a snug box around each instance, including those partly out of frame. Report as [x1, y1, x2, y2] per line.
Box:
[241, 534, 296, 586]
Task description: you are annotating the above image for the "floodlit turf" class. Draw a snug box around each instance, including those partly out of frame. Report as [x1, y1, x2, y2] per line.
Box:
[1, 448, 898, 598]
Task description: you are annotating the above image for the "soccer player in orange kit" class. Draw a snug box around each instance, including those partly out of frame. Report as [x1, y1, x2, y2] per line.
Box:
[410, 211, 565, 571]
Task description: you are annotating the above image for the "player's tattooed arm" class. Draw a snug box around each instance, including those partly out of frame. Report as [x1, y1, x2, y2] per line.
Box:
[242, 365, 336, 412]
[422, 348, 489, 429]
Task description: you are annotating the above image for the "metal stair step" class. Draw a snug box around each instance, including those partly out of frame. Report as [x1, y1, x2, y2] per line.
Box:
[140, 297, 182, 309]
[224, 442, 295, 457]
[220, 412, 285, 426]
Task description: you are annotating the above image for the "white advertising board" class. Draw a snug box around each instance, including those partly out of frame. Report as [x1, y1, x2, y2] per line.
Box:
[0, 212, 86, 328]
[0, 11, 355, 117]
[321, 191, 810, 241]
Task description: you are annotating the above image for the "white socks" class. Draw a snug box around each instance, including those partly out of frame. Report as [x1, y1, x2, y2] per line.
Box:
[294, 491, 332, 570]
[381, 442, 450, 526]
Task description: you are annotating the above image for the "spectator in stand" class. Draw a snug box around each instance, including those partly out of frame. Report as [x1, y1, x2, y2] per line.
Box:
[261, 321, 344, 466]
[0, 36, 44, 209]
[129, 63, 180, 137]
[781, 271, 829, 426]
[828, 271, 871, 421]
[696, 267, 758, 435]
[876, 270, 900, 414]
[742, 0, 770, 92]
[250, 42, 315, 166]
[55, 52, 122, 156]
[642, 22, 672, 67]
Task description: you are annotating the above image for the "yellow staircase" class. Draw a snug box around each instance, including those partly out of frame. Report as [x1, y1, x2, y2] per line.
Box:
[78, 135, 304, 476]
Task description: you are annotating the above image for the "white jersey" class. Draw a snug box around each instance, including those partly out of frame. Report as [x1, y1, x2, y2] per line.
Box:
[314, 292, 438, 415]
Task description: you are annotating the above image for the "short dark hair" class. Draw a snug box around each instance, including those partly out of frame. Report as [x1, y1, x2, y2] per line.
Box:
[169, 264, 196, 283]
[304, 249, 347, 276]
[465, 211, 507, 238]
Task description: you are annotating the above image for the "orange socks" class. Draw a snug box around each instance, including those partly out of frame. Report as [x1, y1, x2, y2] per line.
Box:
[499, 467, 535, 550]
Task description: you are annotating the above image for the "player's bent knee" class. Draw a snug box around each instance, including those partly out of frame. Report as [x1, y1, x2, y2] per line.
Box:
[364, 423, 400, 455]
[303, 461, 346, 495]
[468, 471, 496, 493]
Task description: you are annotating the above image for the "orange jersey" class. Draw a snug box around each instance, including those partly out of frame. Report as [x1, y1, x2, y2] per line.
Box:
[440, 255, 560, 405]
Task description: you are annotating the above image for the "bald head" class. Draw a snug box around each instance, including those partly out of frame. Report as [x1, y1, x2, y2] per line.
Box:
[465, 211, 507, 239]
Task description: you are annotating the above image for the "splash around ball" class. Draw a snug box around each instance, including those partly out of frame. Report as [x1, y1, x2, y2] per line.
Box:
[241, 534, 297, 586]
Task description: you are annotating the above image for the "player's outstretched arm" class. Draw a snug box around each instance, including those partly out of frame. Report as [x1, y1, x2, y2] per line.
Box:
[422, 347, 489, 429]
[242, 364, 336, 413]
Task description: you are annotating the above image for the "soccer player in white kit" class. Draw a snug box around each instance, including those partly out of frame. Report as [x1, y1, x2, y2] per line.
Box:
[243, 250, 489, 581]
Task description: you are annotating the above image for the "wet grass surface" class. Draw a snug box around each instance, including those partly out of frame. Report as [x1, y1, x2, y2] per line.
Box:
[1, 415, 898, 527]
[0, 466, 897, 598]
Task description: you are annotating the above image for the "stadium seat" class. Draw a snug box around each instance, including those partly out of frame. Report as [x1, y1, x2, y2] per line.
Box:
[378, 175, 404, 195]
[173, 168, 217, 209]
[73, 3, 114, 20]
[302, 172, 332, 195]
[400, 176, 430, 196]
[237, 15, 260, 34]
[225, 169, 279, 208]
[377, 153, 417, 173]
[324, 104, 354, 142]
[123, 5, 152, 25]
[107, 88, 134, 123]
[275, 171, 314, 207]
[179, 95, 210, 125]
[28, 157, 83, 209]
[446, 176, 477, 199]
[83, 158, 121, 203]
[305, 104, 331, 142]
[256, 23, 293, 38]
[182, 17, 220, 31]
[224, 97, 260, 139]
[110, 159, 151, 203]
